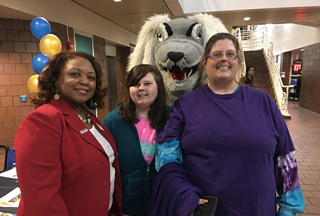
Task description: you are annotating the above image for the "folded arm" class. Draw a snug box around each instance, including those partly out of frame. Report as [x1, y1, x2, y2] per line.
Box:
[150, 100, 205, 215]
[155, 139, 183, 171]
[148, 162, 204, 216]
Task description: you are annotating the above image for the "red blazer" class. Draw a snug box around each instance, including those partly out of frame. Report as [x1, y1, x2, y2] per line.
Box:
[15, 98, 122, 216]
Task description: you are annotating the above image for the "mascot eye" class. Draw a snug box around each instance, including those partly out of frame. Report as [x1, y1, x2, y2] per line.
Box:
[157, 33, 164, 42]
[190, 23, 203, 40]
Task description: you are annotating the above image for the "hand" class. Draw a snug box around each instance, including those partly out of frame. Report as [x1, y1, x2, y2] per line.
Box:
[198, 198, 208, 205]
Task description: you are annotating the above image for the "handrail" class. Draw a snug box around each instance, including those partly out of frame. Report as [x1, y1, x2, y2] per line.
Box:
[234, 27, 291, 117]
[233, 28, 246, 81]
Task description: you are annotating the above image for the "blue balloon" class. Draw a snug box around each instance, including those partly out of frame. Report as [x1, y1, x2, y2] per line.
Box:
[32, 54, 50, 74]
[30, 17, 51, 40]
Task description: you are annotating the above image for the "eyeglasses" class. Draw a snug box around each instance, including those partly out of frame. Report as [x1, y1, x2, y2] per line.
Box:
[207, 52, 239, 60]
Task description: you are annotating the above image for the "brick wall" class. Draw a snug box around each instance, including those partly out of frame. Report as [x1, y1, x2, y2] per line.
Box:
[0, 17, 130, 148]
[89, 36, 130, 122]
[0, 18, 72, 149]
[93, 35, 108, 122]
[300, 43, 320, 114]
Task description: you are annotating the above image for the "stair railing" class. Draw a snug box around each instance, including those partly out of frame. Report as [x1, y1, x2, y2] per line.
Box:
[234, 27, 291, 117]
[233, 28, 246, 81]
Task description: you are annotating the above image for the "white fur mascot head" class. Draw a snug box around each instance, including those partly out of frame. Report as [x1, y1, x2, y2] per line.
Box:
[128, 13, 228, 105]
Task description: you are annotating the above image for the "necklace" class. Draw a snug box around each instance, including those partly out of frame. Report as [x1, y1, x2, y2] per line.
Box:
[78, 112, 91, 124]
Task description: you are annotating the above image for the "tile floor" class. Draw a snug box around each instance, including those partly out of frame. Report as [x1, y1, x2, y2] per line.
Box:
[285, 101, 320, 216]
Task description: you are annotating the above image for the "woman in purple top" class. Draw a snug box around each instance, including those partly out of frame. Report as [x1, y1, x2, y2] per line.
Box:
[148, 33, 305, 216]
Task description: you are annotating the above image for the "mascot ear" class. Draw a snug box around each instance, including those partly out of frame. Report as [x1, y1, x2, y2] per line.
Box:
[187, 13, 229, 46]
[127, 14, 171, 72]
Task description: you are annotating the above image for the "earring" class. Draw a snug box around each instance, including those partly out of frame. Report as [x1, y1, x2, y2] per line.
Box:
[53, 87, 60, 100]
[90, 98, 97, 106]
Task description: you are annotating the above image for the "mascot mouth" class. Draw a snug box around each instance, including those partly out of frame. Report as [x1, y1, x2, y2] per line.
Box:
[167, 65, 198, 80]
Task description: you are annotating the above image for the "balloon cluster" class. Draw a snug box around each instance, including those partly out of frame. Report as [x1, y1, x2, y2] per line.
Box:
[28, 17, 62, 94]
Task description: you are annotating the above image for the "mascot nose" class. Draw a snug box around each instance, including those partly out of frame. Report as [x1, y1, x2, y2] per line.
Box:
[167, 52, 184, 63]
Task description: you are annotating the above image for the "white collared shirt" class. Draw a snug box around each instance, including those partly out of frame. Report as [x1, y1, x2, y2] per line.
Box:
[89, 125, 115, 210]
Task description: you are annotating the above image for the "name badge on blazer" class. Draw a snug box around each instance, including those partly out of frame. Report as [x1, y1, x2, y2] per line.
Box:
[96, 124, 105, 131]
[80, 128, 88, 134]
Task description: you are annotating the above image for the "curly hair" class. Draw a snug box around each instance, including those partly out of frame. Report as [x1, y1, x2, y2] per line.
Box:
[119, 64, 169, 129]
[31, 51, 106, 109]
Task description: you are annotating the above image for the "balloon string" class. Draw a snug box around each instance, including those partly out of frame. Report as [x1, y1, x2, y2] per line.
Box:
[64, 0, 69, 42]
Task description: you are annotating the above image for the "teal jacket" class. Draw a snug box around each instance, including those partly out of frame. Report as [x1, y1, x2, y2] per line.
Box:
[102, 106, 170, 216]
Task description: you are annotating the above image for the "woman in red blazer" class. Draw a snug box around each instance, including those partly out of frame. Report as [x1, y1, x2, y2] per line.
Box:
[14, 51, 122, 216]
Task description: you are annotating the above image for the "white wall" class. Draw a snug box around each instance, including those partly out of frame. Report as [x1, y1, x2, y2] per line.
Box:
[180, 0, 320, 13]
[265, 24, 320, 55]
[0, 0, 137, 47]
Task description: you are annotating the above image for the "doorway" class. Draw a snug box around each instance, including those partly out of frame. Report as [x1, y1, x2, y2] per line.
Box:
[106, 56, 118, 112]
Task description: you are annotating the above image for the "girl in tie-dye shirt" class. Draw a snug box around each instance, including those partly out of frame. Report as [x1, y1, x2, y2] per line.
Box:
[102, 64, 170, 216]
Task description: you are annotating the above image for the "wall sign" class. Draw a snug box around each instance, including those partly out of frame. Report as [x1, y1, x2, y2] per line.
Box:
[292, 59, 302, 75]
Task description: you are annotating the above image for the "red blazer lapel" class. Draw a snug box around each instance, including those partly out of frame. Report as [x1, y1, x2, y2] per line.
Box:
[84, 107, 118, 155]
[49, 99, 106, 155]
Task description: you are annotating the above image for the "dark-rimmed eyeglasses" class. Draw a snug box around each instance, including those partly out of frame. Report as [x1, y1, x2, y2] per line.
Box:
[207, 52, 239, 60]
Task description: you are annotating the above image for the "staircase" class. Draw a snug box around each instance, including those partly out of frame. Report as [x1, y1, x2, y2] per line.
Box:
[244, 50, 275, 101]
[235, 26, 291, 118]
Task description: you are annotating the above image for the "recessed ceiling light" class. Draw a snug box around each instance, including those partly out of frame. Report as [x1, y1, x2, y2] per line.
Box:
[114, 0, 121, 2]
[244, 17, 250, 21]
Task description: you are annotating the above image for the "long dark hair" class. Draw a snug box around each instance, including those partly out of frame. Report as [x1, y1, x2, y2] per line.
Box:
[119, 64, 169, 129]
[31, 51, 106, 109]
[245, 65, 254, 78]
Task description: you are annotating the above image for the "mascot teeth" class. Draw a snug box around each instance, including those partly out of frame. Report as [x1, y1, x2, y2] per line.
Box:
[170, 67, 192, 80]
[127, 13, 228, 105]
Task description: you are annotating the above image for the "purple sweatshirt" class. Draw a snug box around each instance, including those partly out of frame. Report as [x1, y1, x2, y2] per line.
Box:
[148, 84, 304, 216]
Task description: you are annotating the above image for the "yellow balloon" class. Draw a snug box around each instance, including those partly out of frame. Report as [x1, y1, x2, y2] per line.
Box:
[39, 34, 62, 57]
[27, 74, 39, 94]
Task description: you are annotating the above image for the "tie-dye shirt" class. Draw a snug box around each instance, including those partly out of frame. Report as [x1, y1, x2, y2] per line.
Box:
[135, 116, 156, 164]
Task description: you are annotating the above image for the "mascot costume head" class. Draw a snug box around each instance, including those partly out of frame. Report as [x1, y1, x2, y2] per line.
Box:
[128, 13, 228, 105]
